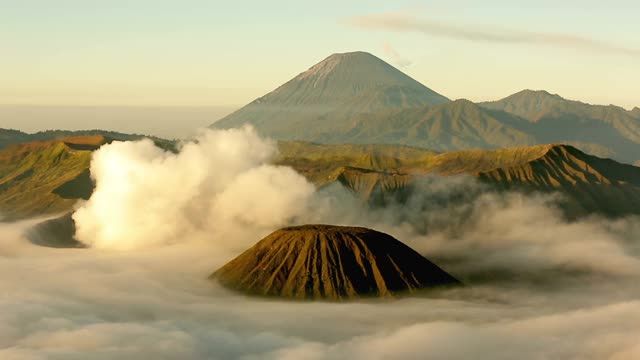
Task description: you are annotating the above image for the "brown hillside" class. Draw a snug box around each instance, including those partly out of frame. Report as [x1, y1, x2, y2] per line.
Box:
[278, 142, 640, 217]
[211, 225, 460, 300]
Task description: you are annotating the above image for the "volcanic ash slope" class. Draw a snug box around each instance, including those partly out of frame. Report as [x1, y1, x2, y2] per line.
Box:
[212, 225, 460, 300]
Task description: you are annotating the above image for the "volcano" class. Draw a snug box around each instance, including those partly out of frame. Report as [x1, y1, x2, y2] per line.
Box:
[212, 51, 449, 140]
[211, 225, 460, 300]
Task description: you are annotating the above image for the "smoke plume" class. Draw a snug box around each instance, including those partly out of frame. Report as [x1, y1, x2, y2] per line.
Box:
[72, 127, 314, 255]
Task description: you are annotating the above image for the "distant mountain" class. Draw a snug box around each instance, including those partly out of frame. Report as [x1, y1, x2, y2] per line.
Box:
[334, 99, 536, 150]
[212, 51, 449, 139]
[212, 52, 640, 163]
[0, 129, 30, 149]
[212, 225, 460, 300]
[0, 128, 168, 150]
[481, 90, 640, 163]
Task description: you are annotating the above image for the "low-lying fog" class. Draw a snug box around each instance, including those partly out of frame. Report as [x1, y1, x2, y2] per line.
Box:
[1, 128, 639, 359]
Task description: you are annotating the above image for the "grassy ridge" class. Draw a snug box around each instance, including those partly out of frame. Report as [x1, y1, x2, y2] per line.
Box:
[0, 137, 105, 220]
[3, 137, 640, 220]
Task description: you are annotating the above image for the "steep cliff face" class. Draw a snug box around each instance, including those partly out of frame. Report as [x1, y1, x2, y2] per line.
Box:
[211, 225, 460, 300]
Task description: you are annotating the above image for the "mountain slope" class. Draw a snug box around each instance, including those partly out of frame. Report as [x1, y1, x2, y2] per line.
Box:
[277, 142, 640, 217]
[5, 137, 640, 221]
[0, 134, 174, 220]
[334, 99, 536, 151]
[0, 136, 105, 220]
[212, 53, 640, 162]
[0, 129, 30, 150]
[481, 90, 640, 163]
[212, 51, 449, 139]
[212, 225, 460, 300]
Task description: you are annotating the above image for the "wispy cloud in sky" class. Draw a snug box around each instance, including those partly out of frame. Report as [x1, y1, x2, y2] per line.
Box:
[346, 13, 640, 57]
[381, 41, 412, 68]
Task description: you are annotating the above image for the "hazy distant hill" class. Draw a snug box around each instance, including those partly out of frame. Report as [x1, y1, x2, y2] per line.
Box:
[333, 99, 536, 150]
[212, 52, 640, 164]
[481, 90, 640, 163]
[0, 105, 236, 139]
[0, 128, 158, 150]
[0, 129, 30, 150]
[212, 51, 450, 139]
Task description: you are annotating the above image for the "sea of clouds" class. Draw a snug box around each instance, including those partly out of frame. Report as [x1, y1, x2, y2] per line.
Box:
[1, 127, 639, 359]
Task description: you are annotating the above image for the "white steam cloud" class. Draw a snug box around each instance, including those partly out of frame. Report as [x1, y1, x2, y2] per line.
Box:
[72, 127, 314, 254]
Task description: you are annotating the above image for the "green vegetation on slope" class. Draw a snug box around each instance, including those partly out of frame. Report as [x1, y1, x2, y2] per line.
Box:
[0, 137, 102, 220]
[4, 136, 640, 221]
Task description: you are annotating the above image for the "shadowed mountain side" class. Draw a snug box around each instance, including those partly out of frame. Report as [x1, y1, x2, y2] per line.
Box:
[211, 225, 460, 300]
[212, 51, 449, 140]
[25, 213, 84, 248]
[52, 169, 93, 200]
[476, 145, 640, 217]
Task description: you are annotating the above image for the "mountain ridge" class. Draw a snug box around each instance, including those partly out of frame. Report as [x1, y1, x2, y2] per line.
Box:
[4, 138, 640, 220]
[276, 142, 640, 217]
[211, 51, 640, 163]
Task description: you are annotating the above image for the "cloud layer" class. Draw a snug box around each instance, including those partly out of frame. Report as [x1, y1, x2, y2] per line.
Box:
[2, 128, 640, 359]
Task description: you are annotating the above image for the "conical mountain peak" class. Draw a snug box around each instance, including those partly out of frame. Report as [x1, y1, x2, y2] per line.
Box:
[480, 89, 567, 121]
[298, 51, 405, 82]
[512, 89, 564, 100]
[212, 51, 449, 139]
[211, 224, 460, 300]
[257, 51, 448, 106]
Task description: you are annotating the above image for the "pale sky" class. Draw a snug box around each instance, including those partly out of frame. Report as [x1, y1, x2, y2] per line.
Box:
[2, 0, 640, 109]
